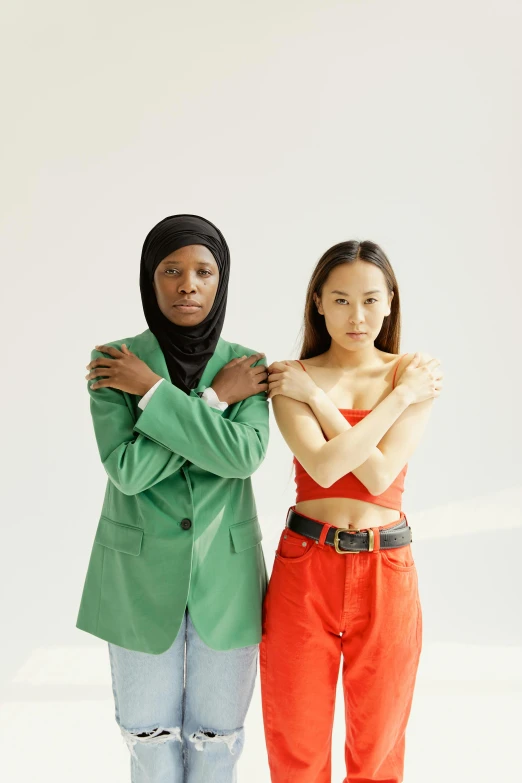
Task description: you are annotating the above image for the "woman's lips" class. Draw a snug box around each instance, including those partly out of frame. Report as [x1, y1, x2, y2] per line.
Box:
[347, 332, 366, 339]
[174, 304, 201, 313]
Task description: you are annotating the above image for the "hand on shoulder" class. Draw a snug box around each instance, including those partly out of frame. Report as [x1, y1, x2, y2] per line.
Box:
[211, 352, 268, 405]
[394, 351, 443, 404]
[267, 359, 319, 404]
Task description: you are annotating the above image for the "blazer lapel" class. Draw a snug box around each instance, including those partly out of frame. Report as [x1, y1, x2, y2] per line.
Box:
[130, 329, 170, 381]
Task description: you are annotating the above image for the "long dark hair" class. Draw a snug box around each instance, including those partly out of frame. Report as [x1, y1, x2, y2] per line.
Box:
[300, 240, 401, 359]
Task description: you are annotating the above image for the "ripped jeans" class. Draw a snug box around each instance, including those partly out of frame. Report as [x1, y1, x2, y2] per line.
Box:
[108, 610, 258, 783]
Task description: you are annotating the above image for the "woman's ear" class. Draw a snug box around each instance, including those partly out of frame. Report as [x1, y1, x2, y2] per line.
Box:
[313, 292, 324, 316]
[386, 290, 394, 316]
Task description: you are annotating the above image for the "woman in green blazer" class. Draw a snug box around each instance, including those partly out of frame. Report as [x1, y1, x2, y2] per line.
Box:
[77, 214, 269, 783]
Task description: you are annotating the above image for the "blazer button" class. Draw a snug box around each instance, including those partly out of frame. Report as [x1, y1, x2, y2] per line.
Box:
[181, 518, 192, 530]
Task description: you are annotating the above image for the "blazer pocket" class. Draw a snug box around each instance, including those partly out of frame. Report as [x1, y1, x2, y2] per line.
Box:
[230, 516, 263, 553]
[95, 516, 144, 556]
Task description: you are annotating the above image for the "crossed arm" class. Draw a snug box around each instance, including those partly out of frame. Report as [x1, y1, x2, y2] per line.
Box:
[272, 353, 434, 493]
[89, 349, 269, 495]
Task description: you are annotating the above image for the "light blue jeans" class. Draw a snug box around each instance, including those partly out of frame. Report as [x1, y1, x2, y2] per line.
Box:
[108, 610, 258, 783]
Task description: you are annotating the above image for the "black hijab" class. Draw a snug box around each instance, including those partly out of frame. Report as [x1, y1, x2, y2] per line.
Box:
[139, 214, 230, 394]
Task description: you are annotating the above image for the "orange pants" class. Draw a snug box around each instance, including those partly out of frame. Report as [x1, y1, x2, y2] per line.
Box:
[260, 510, 422, 783]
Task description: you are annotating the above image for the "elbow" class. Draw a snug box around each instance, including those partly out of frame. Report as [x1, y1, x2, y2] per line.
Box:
[212, 423, 268, 479]
[103, 463, 144, 495]
[366, 473, 390, 496]
[119, 483, 142, 497]
[311, 445, 357, 488]
[107, 475, 142, 496]
[231, 445, 267, 480]
[314, 459, 376, 490]
[216, 464, 262, 481]
[312, 463, 339, 489]
[315, 472, 332, 489]
[235, 432, 267, 479]
[236, 464, 261, 481]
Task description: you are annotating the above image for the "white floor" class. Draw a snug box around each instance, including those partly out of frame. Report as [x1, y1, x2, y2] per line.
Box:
[1, 642, 520, 782]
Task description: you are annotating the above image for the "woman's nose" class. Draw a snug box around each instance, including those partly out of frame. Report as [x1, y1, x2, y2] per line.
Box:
[178, 274, 198, 293]
[349, 307, 364, 324]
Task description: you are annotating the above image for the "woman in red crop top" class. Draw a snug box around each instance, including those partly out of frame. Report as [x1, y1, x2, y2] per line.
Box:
[260, 240, 443, 783]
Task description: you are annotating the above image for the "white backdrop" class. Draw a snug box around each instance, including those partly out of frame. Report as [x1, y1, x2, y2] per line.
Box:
[1, 1, 521, 781]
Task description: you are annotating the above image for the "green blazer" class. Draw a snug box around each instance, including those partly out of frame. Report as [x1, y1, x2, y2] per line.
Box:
[76, 328, 269, 654]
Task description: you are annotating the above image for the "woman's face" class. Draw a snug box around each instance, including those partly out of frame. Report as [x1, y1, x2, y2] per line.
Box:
[153, 244, 220, 326]
[314, 260, 393, 350]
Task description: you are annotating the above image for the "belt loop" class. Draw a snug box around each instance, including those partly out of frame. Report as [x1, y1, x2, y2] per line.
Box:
[317, 522, 331, 549]
[371, 527, 381, 552]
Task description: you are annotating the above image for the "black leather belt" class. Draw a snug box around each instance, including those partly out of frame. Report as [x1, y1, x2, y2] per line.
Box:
[286, 508, 412, 553]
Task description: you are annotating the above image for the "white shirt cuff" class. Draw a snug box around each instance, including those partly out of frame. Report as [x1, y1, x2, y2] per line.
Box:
[138, 378, 164, 410]
[138, 379, 228, 412]
[201, 386, 229, 411]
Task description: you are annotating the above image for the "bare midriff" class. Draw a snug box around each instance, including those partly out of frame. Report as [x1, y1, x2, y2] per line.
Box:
[295, 496, 402, 531]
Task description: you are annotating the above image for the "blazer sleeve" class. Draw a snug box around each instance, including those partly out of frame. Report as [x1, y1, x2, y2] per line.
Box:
[88, 350, 187, 496]
[133, 357, 269, 480]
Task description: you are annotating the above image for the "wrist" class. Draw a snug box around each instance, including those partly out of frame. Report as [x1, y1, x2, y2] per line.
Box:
[308, 387, 329, 409]
[202, 386, 229, 410]
[393, 385, 415, 408]
[211, 382, 228, 404]
[140, 373, 162, 396]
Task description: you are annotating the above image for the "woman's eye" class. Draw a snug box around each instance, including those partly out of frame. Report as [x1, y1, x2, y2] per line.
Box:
[163, 269, 212, 276]
[335, 298, 377, 305]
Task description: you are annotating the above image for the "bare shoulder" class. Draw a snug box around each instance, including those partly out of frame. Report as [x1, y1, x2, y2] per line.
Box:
[394, 350, 436, 383]
[392, 351, 426, 381]
[268, 358, 306, 372]
[298, 354, 328, 368]
[279, 358, 306, 366]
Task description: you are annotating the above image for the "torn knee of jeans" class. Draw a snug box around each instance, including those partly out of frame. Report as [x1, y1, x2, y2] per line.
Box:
[120, 725, 181, 757]
[190, 727, 242, 754]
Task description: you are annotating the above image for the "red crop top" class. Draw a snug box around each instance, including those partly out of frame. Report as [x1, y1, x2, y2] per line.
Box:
[293, 355, 409, 511]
